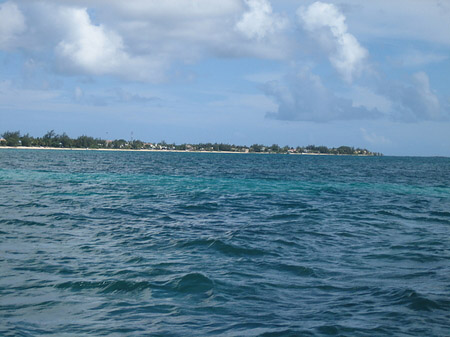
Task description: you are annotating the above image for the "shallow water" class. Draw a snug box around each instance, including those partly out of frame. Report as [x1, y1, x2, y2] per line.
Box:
[1, 149, 449, 336]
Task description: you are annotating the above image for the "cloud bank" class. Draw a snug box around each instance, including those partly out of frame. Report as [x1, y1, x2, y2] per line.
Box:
[264, 67, 381, 122]
[380, 71, 446, 122]
[262, 2, 448, 123]
[0, 0, 448, 125]
[1, 0, 290, 81]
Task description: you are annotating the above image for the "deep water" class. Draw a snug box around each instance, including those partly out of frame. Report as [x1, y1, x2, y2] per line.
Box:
[0, 149, 449, 336]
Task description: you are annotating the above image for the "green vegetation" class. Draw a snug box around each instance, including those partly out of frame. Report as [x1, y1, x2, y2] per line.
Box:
[0, 130, 382, 156]
[2, 131, 20, 147]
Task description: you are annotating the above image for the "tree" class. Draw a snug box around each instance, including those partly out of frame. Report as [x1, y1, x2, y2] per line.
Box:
[2, 131, 21, 146]
[20, 133, 33, 147]
[130, 140, 144, 149]
[250, 144, 263, 152]
[270, 144, 280, 153]
[112, 139, 127, 149]
[43, 130, 61, 147]
[317, 146, 329, 154]
[58, 133, 73, 148]
[218, 143, 232, 151]
[336, 146, 353, 155]
[75, 135, 96, 148]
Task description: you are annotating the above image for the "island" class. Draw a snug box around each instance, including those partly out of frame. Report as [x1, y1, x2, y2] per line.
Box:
[0, 130, 382, 156]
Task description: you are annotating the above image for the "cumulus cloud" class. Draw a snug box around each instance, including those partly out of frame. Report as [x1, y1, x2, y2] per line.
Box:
[2, 0, 448, 127]
[264, 67, 381, 122]
[298, 1, 368, 82]
[54, 7, 163, 80]
[350, 86, 392, 113]
[236, 0, 287, 40]
[55, 7, 132, 75]
[0, 1, 26, 50]
[262, 67, 448, 123]
[380, 71, 447, 122]
[411, 72, 441, 118]
[5, 0, 289, 81]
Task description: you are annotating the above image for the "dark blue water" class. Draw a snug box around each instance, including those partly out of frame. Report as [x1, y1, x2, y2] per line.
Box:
[1, 149, 449, 336]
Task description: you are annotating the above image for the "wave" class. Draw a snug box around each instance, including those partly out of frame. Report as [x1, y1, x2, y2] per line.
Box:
[178, 202, 220, 213]
[55, 280, 154, 293]
[267, 213, 302, 220]
[391, 289, 448, 312]
[376, 288, 449, 312]
[55, 272, 215, 295]
[174, 273, 214, 294]
[430, 210, 450, 217]
[273, 263, 318, 278]
[178, 238, 270, 257]
[3, 219, 48, 227]
[3, 151, 450, 336]
[258, 329, 314, 337]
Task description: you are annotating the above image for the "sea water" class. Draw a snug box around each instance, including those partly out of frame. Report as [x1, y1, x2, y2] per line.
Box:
[0, 149, 449, 336]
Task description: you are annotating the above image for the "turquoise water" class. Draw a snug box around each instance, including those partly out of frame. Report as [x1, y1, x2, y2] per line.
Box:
[1, 149, 449, 336]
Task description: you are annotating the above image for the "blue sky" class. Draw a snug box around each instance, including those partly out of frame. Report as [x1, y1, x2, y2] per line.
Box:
[0, 0, 449, 156]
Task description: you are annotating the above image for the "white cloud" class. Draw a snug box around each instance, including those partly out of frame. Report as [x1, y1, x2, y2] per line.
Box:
[410, 72, 441, 119]
[282, 0, 450, 46]
[350, 86, 392, 113]
[236, 0, 288, 40]
[0, 1, 26, 50]
[380, 71, 446, 122]
[55, 7, 128, 75]
[54, 7, 163, 80]
[6, 0, 290, 80]
[264, 67, 381, 122]
[298, 1, 368, 82]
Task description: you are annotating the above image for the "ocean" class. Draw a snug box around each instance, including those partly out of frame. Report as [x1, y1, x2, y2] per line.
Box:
[1, 149, 449, 336]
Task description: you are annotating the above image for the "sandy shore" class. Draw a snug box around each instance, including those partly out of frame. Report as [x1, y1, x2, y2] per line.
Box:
[0, 146, 370, 156]
[0, 146, 251, 154]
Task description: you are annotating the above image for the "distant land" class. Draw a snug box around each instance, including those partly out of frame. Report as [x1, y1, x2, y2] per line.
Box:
[1, 130, 382, 156]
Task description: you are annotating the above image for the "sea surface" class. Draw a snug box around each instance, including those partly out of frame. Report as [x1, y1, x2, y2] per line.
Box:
[0, 149, 449, 336]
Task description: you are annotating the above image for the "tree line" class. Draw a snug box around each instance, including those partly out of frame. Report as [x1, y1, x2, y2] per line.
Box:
[0, 130, 382, 156]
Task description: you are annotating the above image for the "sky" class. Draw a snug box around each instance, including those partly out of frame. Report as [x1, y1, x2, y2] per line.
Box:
[0, 0, 449, 156]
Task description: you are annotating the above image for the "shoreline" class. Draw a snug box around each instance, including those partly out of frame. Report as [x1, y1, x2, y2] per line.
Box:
[0, 146, 376, 156]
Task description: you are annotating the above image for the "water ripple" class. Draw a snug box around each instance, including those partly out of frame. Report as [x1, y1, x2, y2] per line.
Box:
[1, 150, 449, 336]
